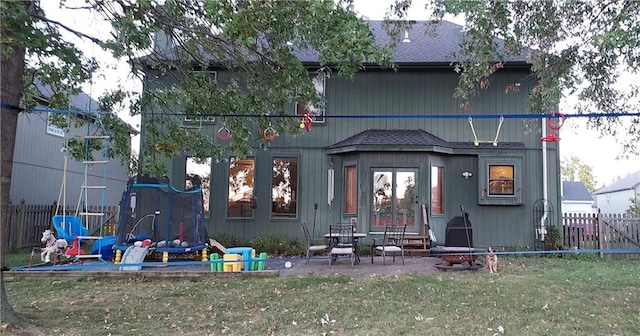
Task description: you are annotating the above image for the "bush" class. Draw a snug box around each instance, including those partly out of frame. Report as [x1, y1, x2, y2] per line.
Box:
[210, 233, 306, 256]
[212, 233, 248, 249]
[545, 225, 563, 251]
[250, 234, 305, 256]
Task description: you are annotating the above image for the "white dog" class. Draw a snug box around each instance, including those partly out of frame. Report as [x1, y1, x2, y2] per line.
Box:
[40, 229, 68, 263]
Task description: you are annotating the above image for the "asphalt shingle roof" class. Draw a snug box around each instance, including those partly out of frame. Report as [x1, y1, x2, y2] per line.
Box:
[326, 129, 524, 150]
[298, 20, 527, 64]
[593, 170, 640, 194]
[147, 20, 529, 65]
[562, 181, 594, 202]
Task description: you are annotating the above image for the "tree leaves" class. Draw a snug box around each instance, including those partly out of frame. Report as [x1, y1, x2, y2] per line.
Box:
[3, 0, 397, 176]
[430, 0, 640, 154]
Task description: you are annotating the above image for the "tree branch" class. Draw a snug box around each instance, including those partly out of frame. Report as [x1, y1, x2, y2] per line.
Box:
[30, 12, 104, 46]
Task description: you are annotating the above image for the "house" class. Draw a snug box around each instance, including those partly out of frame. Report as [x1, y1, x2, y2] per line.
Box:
[10, 87, 133, 211]
[140, 20, 562, 250]
[593, 170, 640, 214]
[560, 181, 595, 214]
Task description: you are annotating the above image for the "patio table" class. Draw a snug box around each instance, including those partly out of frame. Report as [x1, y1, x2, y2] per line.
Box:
[324, 232, 367, 264]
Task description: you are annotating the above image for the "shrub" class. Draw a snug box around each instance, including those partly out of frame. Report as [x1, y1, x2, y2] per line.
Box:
[212, 233, 247, 249]
[545, 225, 563, 250]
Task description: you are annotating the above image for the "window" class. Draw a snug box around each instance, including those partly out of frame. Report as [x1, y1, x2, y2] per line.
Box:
[46, 113, 64, 137]
[184, 71, 217, 124]
[488, 165, 514, 196]
[296, 74, 325, 123]
[431, 166, 444, 215]
[372, 169, 417, 228]
[186, 157, 211, 217]
[184, 115, 216, 123]
[344, 166, 357, 214]
[478, 156, 523, 205]
[272, 157, 298, 217]
[228, 157, 255, 217]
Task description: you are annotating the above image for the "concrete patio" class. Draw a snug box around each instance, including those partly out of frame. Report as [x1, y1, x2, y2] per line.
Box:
[278, 255, 484, 277]
[4, 255, 488, 281]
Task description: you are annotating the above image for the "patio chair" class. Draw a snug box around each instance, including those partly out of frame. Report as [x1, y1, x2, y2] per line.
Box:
[371, 225, 406, 265]
[328, 223, 356, 266]
[301, 223, 329, 263]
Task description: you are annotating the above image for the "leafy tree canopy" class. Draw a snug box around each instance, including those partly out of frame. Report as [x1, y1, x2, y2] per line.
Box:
[1, 0, 398, 324]
[4, 0, 401, 176]
[561, 155, 597, 193]
[410, 0, 640, 154]
[628, 197, 640, 216]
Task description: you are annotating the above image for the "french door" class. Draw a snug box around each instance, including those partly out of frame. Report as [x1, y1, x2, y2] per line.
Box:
[371, 169, 419, 233]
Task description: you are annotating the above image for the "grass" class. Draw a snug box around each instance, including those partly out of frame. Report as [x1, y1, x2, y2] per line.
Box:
[3, 257, 640, 335]
[4, 250, 33, 269]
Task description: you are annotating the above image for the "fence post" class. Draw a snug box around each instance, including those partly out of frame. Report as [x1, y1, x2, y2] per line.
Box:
[49, 201, 60, 232]
[16, 200, 27, 249]
[597, 210, 604, 258]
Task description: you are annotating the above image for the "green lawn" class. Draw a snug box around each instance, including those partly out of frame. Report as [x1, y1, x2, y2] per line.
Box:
[4, 256, 640, 335]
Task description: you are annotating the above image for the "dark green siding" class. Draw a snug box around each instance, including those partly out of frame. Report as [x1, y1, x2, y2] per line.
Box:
[152, 67, 562, 248]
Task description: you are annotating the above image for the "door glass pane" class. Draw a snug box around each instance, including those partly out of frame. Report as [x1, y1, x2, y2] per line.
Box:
[396, 171, 416, 227]
[372, 171, 393, 228]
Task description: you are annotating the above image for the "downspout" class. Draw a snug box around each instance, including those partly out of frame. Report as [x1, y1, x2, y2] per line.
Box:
[540, 117, 548, 242]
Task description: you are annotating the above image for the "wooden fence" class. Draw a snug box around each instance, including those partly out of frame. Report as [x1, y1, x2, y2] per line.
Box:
[5, 201, 119, 250]
[562, 211, 640, 256]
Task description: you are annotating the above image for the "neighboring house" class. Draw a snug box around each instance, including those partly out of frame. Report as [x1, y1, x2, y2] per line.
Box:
[140, 20, 563, 249]
[10, 88, 133, 211]
[593, 170, 640, 214]
[560, 181, 595, 214]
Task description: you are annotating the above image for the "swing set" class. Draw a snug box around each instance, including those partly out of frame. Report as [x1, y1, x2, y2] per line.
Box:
[51, 112, 114, 261]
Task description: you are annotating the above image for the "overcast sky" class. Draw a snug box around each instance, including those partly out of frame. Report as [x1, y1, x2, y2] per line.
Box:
[40, 0, 639, 187]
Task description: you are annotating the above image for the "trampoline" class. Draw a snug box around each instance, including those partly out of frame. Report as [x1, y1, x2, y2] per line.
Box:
[114, 175, 208, 257]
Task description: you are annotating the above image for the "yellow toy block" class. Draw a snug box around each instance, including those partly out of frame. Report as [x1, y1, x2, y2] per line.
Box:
[223, 254, 239, 272]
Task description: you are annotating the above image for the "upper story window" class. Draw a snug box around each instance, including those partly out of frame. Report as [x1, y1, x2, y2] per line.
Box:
[184, 115, 216, 123]
[296, 74, 325, 123]
[186, 157, 211, 217]
[344, 166, 357, 214]
[272, 157, 298, 218]
[184, 71, 217, 125]
[228, 157, 255, 218]
[478, 156, 523, 206]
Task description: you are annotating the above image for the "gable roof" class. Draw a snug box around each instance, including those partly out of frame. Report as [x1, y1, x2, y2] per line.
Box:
[147, 20, 530, 66]
[593, 170, 640, 194]
[297, 20, 528, 65]
[34, 82, 138, 135]
[562, 181, 594, 202]
[326, 129, 524, 154]
[36, 82, 101, 112]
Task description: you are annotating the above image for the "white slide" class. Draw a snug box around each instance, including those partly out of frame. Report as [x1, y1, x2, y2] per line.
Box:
[119, 246, 150, 271]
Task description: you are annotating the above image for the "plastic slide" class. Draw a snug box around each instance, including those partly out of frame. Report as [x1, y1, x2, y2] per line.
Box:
[118, 246, 150, 271]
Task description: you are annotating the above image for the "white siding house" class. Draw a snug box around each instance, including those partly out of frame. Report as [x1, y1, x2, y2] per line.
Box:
[561, 181, 595, 214]
[593, 170, 640, 214]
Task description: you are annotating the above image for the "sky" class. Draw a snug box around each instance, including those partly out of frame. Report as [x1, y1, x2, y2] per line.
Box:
[39, 0, 639, 188]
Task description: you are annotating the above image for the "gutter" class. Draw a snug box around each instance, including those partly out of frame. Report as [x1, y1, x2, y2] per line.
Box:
[539, 118, 548, 241]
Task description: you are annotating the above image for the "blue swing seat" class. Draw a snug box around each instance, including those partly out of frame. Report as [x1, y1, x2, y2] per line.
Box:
[52, 215, 89, 242]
